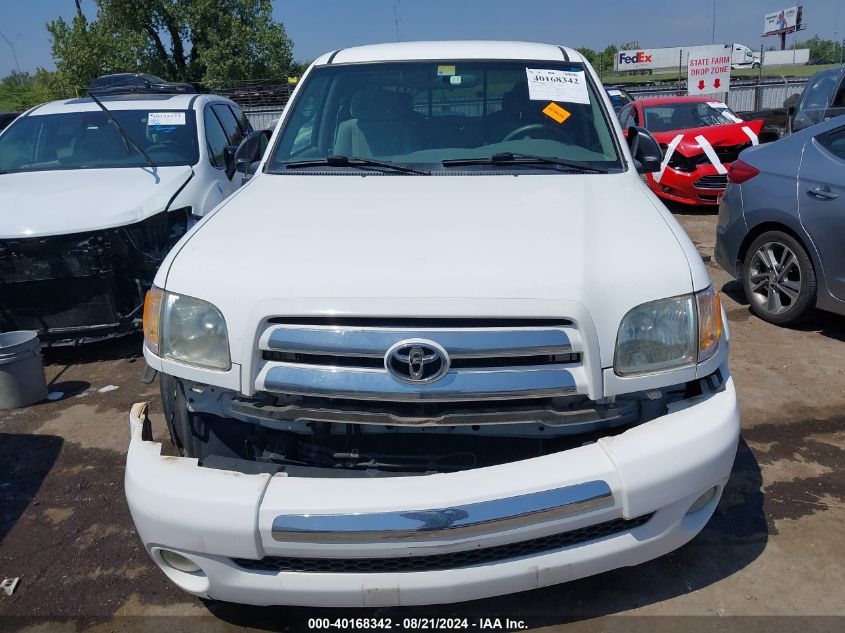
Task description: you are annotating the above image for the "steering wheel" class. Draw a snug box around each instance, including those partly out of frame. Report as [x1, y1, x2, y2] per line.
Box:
[502, 123, 546, 142]
[502, 123, 573, 144]
[144, 143, 171, 154]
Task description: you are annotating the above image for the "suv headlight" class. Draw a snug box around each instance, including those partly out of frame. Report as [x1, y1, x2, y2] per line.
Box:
[143, 286, 230, 370]
[615, 287, 723, 376]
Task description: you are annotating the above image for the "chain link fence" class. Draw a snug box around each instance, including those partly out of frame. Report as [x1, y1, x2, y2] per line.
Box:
[623, 78, 807, 112]
[209, 78, 292, 130]
[243, 107, 285, 130]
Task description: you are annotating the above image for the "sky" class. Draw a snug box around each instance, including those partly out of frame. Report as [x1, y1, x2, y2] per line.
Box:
[1, 0, 843, 76]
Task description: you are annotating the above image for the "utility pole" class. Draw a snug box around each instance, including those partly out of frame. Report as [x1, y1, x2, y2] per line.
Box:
[393, 0, 401, 42]
[711, 0, 716, 44]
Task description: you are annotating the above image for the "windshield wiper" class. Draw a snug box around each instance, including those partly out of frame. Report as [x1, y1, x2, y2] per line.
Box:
[282, 155, 430, 175]
[442, 152, 608, 174]
[87, 92, 156, 169]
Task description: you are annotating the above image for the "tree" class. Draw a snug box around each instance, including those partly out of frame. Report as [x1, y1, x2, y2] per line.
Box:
[289, 59, 312, 77]
[0, 70, 61, 112]
[47, 0, 294, 96]
[575, 47, 598, 67]
[795, 36, 844, 64]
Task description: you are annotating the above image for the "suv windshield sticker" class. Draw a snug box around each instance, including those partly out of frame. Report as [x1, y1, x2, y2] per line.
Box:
[525, 68, 589, 104]
[437, 65, 456, 76]
[148, 112, 186, 127]
[542, 102, 571, 124]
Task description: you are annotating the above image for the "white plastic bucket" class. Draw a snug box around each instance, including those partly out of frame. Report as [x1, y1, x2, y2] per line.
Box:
[0, 331, 48, 409]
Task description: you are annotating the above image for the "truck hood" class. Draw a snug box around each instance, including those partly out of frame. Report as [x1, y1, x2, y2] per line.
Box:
[652, 120, 764, 157]
[0, 166, 193, 239]
[164, 173, 707, 367]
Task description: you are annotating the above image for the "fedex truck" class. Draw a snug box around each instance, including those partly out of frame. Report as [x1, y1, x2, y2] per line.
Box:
[614, 44, 761, 74]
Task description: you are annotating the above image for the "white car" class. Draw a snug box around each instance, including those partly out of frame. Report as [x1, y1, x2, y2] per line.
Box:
[129, 41, 740, 607]
[0, 78, 252, 344]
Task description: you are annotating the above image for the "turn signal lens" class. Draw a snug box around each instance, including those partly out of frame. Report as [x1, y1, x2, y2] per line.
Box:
[697, 287, 723, 362]
[143, 286, 164, 354]
[727, 159, 759, 184]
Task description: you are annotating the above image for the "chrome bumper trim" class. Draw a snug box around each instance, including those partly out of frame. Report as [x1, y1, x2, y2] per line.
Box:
[271, 481, 613, 543]
[258, 363, 578, 402]
[264, 325, 572, 358]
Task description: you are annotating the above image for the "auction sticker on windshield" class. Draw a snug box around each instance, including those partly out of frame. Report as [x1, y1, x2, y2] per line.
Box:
[148, 112, 186, 127]
[542, 102, 571, 124]
[525, 68, 589, 104]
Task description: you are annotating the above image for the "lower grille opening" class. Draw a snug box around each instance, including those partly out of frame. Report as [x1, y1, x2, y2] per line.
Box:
[695, 174, 728, 190]
[232, 514, 653, 573]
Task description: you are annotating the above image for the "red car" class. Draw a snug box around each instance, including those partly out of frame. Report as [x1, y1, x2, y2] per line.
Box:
[618, 96, 764, 206]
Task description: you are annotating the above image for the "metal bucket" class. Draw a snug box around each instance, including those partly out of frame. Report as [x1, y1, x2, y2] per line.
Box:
[0, 331, 48, 409]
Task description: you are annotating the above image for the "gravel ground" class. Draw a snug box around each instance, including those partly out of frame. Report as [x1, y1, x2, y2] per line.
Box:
[1, 210, 844, 632]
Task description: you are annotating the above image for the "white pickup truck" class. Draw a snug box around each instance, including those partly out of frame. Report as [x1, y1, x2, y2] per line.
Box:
[127, 41, 739, 607]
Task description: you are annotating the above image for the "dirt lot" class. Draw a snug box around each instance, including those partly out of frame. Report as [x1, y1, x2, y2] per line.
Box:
[1, 210, 844, 632]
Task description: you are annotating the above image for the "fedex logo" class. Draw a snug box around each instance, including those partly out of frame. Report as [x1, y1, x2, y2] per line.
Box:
[618, 51, 653, 65]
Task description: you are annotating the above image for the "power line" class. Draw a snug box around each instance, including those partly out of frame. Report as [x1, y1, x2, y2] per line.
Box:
[0, 30, 23, 84]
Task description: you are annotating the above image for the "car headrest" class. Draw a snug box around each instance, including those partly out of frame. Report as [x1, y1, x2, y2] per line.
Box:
[670, 107, 697, 128]
[350, 89, 412, 121]
[502, 82, 530, 117]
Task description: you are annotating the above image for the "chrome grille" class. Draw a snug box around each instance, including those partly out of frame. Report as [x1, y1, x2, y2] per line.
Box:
[256, 321, 583, 402]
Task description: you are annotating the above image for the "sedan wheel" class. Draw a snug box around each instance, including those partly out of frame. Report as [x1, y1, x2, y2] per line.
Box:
[742, 231, 816, 325]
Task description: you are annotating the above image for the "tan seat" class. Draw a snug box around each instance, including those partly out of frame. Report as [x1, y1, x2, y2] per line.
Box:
[334, 89, 419, 157]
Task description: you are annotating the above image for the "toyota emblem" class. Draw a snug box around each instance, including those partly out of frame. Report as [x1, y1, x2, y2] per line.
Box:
[385, 339, 450, 384]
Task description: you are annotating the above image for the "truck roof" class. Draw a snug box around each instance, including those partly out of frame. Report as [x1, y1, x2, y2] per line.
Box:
[312, 41, 582, 65]
[26, 92, 231, 116]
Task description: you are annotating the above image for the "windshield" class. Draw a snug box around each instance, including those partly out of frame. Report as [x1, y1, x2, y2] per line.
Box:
[643, 102, 741, 132]
[266, 60, 622, 173]
[800, 71, 842, 111]
[605, 88, 633, 110]
[0, 109, 198, 173]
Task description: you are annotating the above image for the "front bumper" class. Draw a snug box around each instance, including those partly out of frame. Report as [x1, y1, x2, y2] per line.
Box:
[124, 373, 740, 607]
[648, 164, 727, 206]
[714, 183, 747, 279]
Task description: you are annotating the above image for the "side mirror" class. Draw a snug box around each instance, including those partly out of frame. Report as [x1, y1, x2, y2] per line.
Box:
[223, 145, 238, 180]
[627, 126, 662, 174]
[234, 129, 273, 183]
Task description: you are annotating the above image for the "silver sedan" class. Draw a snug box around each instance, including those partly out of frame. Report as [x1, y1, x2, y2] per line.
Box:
[715, 115, 845, 325]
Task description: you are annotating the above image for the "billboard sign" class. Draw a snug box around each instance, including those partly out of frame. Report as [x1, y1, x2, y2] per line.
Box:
[763, 6, 799, 36]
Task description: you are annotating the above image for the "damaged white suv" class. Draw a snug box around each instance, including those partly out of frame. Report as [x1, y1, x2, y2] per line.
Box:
[128, 41, 739, 607]
[0, 76, 251, 344]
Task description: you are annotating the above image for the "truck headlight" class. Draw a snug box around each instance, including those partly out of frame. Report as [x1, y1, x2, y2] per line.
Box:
[614, 288, 724, 376]
[144, 286, 230, 370]
[615, 295, 696, 376]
